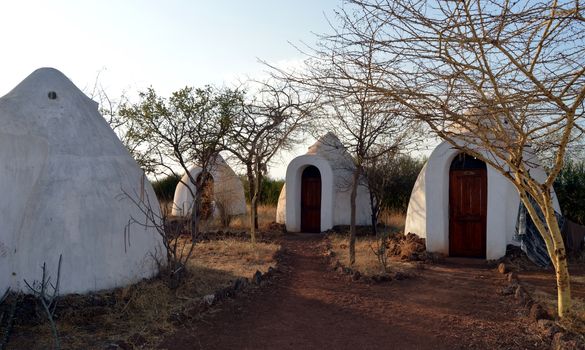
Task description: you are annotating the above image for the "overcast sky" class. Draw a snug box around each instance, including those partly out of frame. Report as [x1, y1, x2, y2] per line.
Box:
[0, 1, 346, 178]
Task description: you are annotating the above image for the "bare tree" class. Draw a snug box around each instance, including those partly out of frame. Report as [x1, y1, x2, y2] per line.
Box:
[324, 91, 416, 267]
[363, 152, 398, 233]
[122, 185, 194, 285]
[273, 17, 420, 265]
[226, 81, 314, 243]
[119, 86, 240, 246]
[329, 0, 585, 317]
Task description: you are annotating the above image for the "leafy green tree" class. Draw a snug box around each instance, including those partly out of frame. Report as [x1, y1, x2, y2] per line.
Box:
[241, 176, 285, 206]
[151, 174, 181, 202]
[366, 154, 425, 230]
[119, 86, 240, 272]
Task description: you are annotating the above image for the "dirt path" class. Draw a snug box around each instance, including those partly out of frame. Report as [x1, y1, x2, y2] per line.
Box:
[161, 234, 545, 349]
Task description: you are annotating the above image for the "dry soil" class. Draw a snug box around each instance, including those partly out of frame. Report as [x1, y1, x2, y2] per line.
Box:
[161, 233, 546, 350]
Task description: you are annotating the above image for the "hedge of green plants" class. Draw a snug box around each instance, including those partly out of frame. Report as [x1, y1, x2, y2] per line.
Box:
[151, 174, 182, 202]
[554, 159, 585, 225]
[240, 176, 284, 206]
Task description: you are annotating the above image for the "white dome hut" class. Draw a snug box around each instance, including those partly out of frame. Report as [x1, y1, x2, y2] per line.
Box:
[0, 68, 163, 294]
[276, 132, 371, 232]
[171, 155, 247, 218]
[404, 140, 561, 260]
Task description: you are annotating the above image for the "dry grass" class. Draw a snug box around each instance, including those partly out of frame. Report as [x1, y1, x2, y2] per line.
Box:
[328, 234, 415, 276]
[572, 274, 585, 285]
[9, 238, 280, 349]
[378, 210, 406, 233]
[561, 298, 585, 335]
[159, 200, 173, 216]
[190, 238, 280, 276]
[227, 205, 277, 231]
[161, 201, 277, 232]
[529, 288, 585, 335]
[519, 261, 585, 336]
[163, 204, 280, 239]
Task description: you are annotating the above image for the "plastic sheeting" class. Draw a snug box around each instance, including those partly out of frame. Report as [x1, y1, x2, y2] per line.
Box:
[514, 196, 564, 267]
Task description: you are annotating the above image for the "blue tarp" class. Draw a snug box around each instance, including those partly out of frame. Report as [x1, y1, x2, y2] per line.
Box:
[514, 196, 564, 268]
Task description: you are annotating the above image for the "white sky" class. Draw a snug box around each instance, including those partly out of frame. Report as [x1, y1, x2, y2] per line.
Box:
[0, 0, 433, 179]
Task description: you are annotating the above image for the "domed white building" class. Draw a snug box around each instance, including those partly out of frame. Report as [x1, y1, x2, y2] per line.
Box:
[0, 68, 163, 294]
[276, 133, 371, 232]
[404, 140, 561, 260]
[172, 155, 247, 218]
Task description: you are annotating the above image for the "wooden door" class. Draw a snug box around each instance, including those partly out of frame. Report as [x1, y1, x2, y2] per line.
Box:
[449, 167, 487, 258]
[301, 166, 321, 233]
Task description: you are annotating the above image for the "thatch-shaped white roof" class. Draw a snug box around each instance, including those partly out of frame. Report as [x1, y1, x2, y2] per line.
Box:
[172, 154, 246, 218]
[276, 132, 371, 232]
[0, 68, 162, 294]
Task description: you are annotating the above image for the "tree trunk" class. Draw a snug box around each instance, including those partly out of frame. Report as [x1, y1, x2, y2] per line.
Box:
[254, 208, 259, 230]
[178, 176, 203, 278]
[246, 171, 257, 244]
[254, 172, 263, 230]
[349, 166, 361, 266]
[250, 195, 258, 245]
[369, 190, 378, 236]
[544, 203, 572, 318]
[190, 182, 203, 243]
[519, 192, 572, 318]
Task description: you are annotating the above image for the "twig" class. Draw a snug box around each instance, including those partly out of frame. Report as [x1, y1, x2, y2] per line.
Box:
[23, 254, 63, 350]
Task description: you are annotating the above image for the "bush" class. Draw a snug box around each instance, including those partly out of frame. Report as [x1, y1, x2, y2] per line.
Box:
[240, 176, 284, 206]
[367, 155, 426, 214]
[151, 174, 181, 202]
[554, 159, 585, 225]
[260, 178, 285, 205]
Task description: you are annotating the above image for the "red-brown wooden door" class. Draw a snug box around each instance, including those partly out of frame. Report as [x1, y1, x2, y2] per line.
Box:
[449, 166, 487, 258]
[301, 166, 321, 233]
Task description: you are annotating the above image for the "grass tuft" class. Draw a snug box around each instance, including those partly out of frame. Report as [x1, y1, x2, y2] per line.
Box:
[328, 233, 415, 276]
[10, 238, 280, 349]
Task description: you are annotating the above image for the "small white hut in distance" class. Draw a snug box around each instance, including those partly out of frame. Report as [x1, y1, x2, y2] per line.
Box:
[404, 140, 561, 260]
[276, 132, 371, 232]
[172, 155, 247, 218]
[0, 68, 163, 295]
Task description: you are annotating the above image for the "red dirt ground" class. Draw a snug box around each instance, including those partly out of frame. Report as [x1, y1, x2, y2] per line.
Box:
[519, 266, 585, 300]
[160, 234, 547, 349]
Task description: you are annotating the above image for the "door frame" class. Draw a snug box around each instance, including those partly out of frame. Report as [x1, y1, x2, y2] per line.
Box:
[448, 153, 487, 258]
[300, 165, 322, 232]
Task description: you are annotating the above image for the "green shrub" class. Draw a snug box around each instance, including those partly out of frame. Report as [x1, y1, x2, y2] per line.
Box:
[261, 178, 285, 205]
[151, 174, 181, 201]
[554, 159, 585, 225]
[240, 176, 284, 205]
[366, 155, 426, 214]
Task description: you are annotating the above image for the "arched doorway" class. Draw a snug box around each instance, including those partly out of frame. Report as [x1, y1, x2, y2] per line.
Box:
[301, 166, 321, 232]
[449, 153, 487, 258]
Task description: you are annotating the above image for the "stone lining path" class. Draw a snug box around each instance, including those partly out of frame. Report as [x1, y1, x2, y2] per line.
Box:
[161, 234, 545, 349]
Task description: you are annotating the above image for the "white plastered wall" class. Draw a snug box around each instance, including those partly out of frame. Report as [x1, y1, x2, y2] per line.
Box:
[276, 132, 372, 232]
[405, 140, 560, 260]
[283, 155, 335, 232]
[0, 68, 163, 295]
[171, 157, 247, 217]
[275, 183, 287, 224]
[277, 155, 372, 232]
